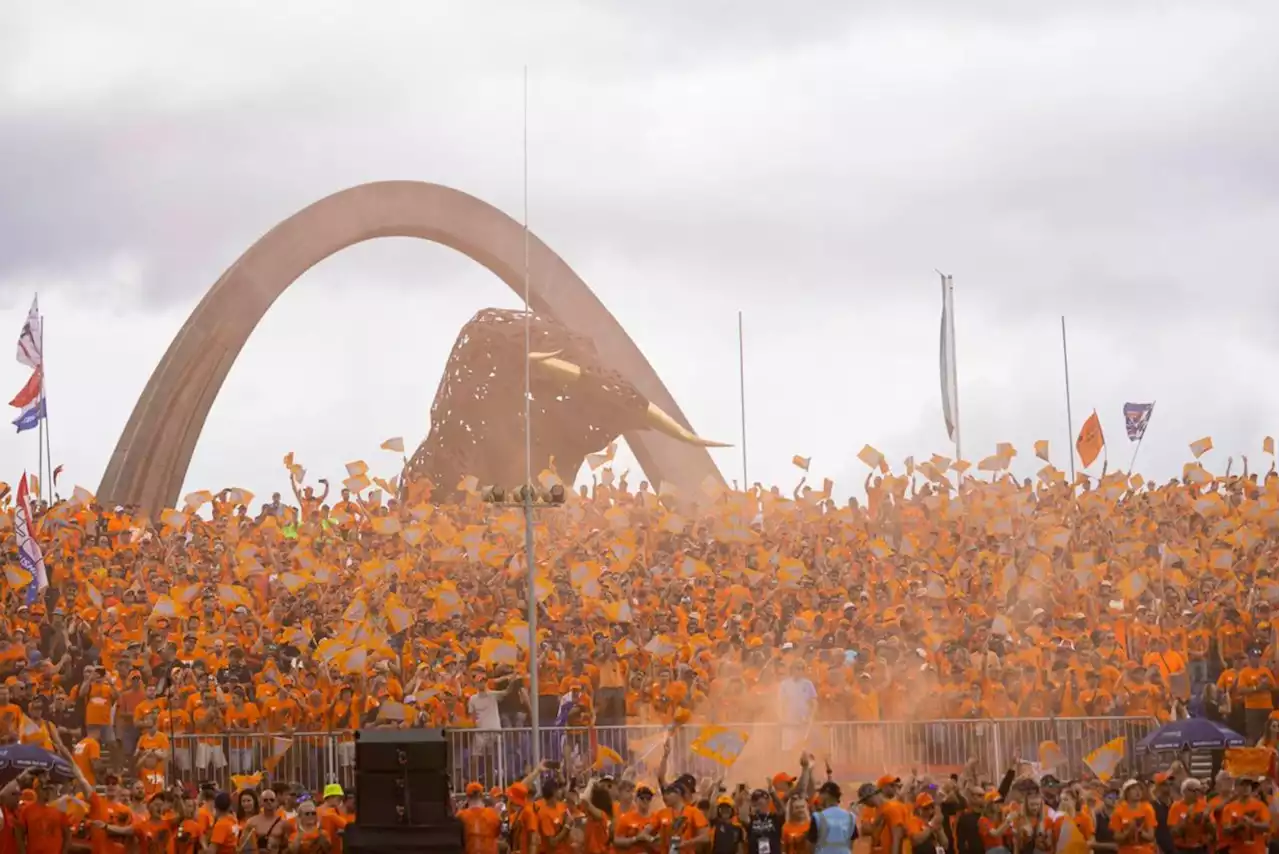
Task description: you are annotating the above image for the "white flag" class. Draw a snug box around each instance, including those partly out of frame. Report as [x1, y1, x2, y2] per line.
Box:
[16, 295, 41, 370]
[939, 274, 959, 442]
[15, 474, 48, 602]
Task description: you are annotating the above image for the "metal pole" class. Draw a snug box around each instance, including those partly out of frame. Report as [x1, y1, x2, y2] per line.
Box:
[521, 65, 541, 768]
[737, 311, 748, 489]
[39, 317, 52, 504]
[1061, 316, 1075, 482]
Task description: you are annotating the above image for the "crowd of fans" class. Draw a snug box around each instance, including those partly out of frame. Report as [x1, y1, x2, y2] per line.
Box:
[458, 747, 1277, 854]
[0, 449, 1275, 851]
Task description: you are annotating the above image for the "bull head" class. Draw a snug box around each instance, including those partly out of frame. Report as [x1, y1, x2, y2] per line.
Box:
[403, 309, 727, 501]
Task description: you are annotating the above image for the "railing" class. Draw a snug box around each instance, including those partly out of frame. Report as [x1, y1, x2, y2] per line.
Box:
[164, 717, 1157, 795]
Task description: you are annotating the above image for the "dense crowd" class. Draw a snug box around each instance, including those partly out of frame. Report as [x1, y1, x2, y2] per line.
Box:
[0, 447, 1276, 851]
[457, 746, 1278, 854]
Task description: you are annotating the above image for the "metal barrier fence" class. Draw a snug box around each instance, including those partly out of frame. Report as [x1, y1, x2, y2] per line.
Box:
[166, 717, 1157, 795]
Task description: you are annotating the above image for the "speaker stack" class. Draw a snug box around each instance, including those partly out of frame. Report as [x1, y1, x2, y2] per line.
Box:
[343, 729, 464, 854]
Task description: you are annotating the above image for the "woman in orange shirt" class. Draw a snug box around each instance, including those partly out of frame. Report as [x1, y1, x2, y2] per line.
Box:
[1109, 781, 1157, 854]
[780, 797, 810, 854]
[578, 782, 614, 854]
[977, 793, 1012, 854]
[535, 779, 574, 854]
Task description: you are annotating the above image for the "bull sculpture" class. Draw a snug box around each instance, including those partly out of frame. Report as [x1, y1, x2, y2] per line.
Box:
[403, 308, 727, 501]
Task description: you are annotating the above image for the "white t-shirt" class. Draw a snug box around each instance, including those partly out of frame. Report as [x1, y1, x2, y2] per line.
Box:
[777, 677, 817, 724]
[468, 691, 502, 730]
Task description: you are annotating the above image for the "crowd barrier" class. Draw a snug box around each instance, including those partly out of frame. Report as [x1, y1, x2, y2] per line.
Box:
[165, 717, 1157, 794]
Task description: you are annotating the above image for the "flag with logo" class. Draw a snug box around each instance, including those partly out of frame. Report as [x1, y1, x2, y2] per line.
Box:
[15, 295, 42, 370]
[1076, 411, 1104, 469]
[15, 474, 48, 604]
[1123, 403, 1153, 442]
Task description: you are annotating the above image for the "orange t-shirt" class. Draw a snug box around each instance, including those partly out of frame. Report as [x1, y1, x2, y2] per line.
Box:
[18, 802, 66, 854]
[209, 815, 241, 854]
[1168, 799, 1212, 850]
[782, 820, 811, 854]
[84, 683, 116, 727]
[137, 816, 178, 854]
[458, 805, 502, 854]
[72, 737, 101, 787]
[289, 826, 333, 854]
[615, 810, 661, 854]
[1235, 668, 1276, 711]
[0, 704, 23, 741]
[1110, 801, 1157, 854]
[583, 813, 611, 854]
[1220, 799, 1270, 854]
[875, 801, 909, 854]
[536, 801, 573, 854]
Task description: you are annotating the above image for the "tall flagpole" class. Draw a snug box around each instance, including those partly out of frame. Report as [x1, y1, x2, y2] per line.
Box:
[521, 65, 541, 769]
[738, 311, 748, 489]
[1127, 401, 1156, 475]
[40, 316, 53, 505]
[1061, 316, 1075, 482]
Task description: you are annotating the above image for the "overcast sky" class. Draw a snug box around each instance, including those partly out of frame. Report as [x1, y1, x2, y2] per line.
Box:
[1, 1, 1276, 506]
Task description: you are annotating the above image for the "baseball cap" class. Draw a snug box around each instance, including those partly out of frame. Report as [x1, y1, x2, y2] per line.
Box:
[323, 784, 344, 800]
[876, 775, 900, 789]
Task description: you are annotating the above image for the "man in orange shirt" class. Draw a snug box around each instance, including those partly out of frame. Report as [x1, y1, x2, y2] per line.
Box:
[1168, 778, 1212, 854]
[0, 686, 24, 744]
[865, 776, 907, 854]
[459, 782, 503, 854]
[16, 776, 67, 854]
[224, 684, 262, 774]
[1234, 649, 1276, 743]
[1110, 780, 1157, 854]
[1218, 779, 1270, 854]
[614, 784, 662, 854]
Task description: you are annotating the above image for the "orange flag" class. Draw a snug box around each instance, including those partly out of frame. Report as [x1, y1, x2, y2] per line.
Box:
[1076, 411, 1104, 469]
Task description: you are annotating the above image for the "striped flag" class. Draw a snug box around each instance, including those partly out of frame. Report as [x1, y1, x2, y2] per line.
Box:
[15, 474, 48, 604]
[938, 274, 960, 444]
[15, 296, 41, 370]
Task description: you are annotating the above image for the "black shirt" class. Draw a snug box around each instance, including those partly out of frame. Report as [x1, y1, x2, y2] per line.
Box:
[746, 813, 784, 854]
[1094, 810, 1115, 846]
[712, 821, 744, 854]
[216, 664, 254, 687]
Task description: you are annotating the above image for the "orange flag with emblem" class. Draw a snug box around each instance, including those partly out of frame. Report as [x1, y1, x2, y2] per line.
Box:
[1076, 411, 1104, 469]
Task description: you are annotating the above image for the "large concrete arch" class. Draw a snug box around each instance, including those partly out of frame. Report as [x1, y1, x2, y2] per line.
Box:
[98, 181, 723, 511]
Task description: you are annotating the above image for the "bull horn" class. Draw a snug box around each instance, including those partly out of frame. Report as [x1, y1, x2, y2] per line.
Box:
[531, 354, 731, 448]
[528, 354, 582, 382]
[646, 403, 733, 448]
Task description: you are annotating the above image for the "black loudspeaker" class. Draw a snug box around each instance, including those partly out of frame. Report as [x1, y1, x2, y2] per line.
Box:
[353, 729, 456, 830]
[344, 824, 465, 854]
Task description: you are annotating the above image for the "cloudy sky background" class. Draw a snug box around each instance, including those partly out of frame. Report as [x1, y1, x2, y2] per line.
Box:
[1, 1, 1276, 505]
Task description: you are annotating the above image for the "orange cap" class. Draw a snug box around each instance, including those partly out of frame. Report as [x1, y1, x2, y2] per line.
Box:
[772, 772, 796, 788]
[465, 782, 484, 797]
[915, 793, 935, 808]
[876, 775, 900, 789]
